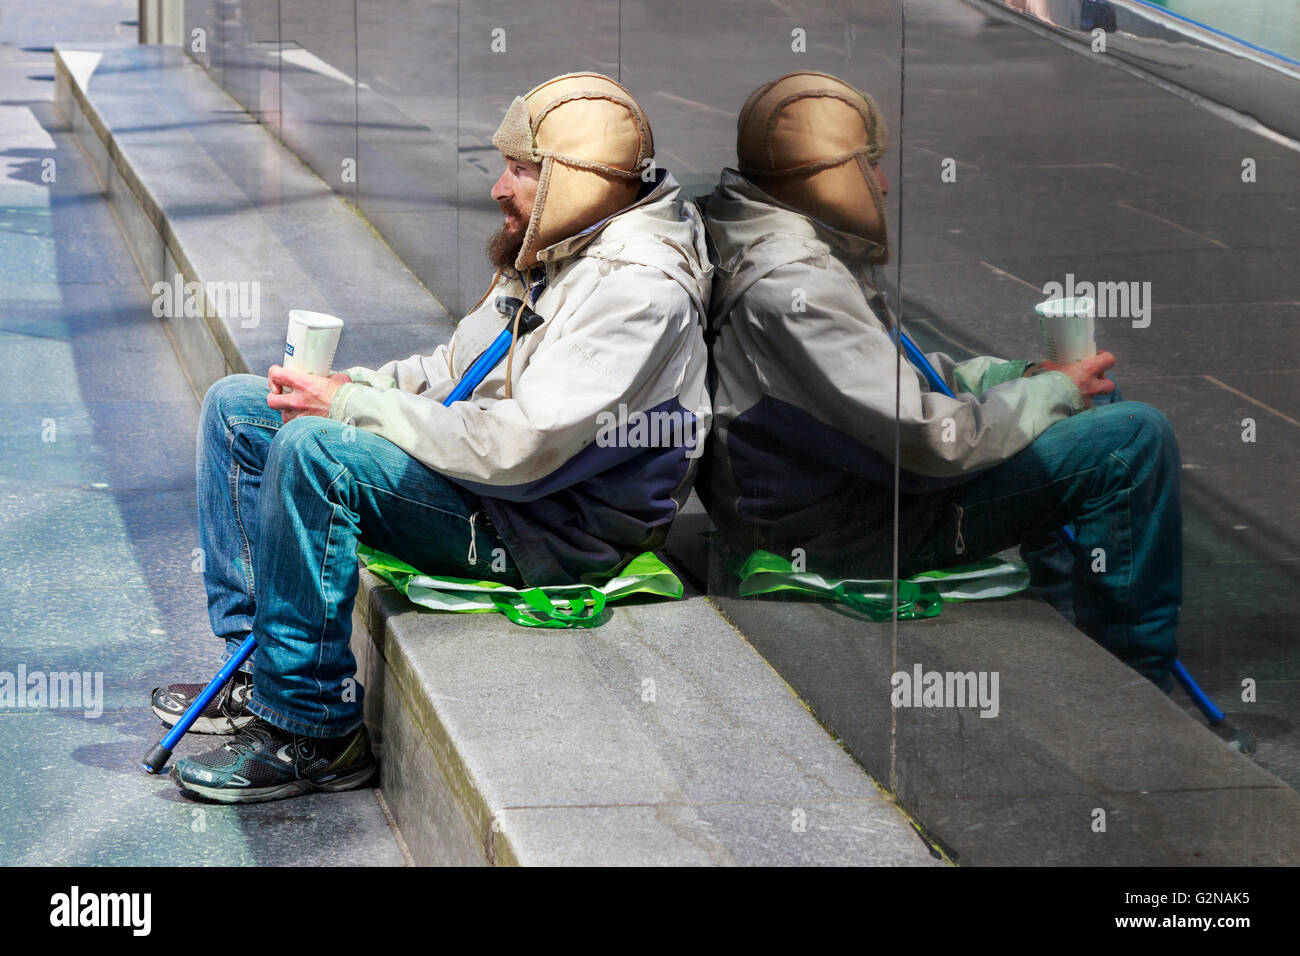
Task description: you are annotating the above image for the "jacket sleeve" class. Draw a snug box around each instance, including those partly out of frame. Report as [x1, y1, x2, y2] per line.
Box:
[926, 352, 1034, 397]
[743, 262, 1083, 480]
[341, 345, 455, 397]
[326, 263, 696, 496]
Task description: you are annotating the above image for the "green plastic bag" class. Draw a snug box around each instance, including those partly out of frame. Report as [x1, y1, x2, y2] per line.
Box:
[357, 545, 683, 629]
[730, 549, 1029, 622]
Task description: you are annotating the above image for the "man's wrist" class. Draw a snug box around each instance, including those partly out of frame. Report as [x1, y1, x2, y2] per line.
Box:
[328, 381, 360, 421]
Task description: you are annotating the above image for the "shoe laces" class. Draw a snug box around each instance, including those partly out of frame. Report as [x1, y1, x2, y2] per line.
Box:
[222, 719, 280, 758]
[223, 721, 322, 779]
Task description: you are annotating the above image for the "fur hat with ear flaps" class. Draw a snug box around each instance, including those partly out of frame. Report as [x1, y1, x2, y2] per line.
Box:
[736, 71, 890, 263]
[492, 72, 654, 272]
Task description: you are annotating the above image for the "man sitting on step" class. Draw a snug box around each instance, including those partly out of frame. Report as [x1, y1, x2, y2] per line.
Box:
[151, 73, 712, 804]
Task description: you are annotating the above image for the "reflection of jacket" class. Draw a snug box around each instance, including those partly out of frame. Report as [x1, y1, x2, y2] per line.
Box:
[698, 169, 1083, 575]
[329, 171, 712, 585]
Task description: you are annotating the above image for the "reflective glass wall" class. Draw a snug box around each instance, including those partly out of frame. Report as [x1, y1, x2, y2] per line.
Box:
[178, 0, 1300, 862]
[894, 0, 1300, 858]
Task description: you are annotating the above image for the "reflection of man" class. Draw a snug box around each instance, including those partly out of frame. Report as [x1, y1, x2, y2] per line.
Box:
[698, 72, 1181, 689]
[154, 73, 712, 802]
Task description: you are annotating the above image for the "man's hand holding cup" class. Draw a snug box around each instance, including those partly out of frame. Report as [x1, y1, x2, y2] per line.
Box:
[267, 366, 351, 423]
[269, 309, 347, 422]
[1030, 352, 1116, 409]
[1030, 294, 1114, 409]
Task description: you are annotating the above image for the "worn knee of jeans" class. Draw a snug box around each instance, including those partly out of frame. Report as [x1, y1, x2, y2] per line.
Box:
[271, 415, 323, 457]
[268, 417, 345, 496]
[1118, 402, 1180, 485]
[203, 374, 257, 435]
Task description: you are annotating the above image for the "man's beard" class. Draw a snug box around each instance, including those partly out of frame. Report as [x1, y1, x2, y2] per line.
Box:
[487, 199, 526, 270]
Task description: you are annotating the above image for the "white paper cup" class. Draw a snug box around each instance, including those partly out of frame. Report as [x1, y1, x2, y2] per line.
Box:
[282, 310, 343, 391]
[1034, 296, 1096, 365]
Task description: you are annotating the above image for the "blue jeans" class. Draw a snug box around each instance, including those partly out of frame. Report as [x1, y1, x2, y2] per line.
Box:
[196, 374, 523, 737]
[903, 382, 1182, 689]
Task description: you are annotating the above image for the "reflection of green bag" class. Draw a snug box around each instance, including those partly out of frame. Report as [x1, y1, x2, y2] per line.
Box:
[731, 549, 1029, 622]
[357, 545, 683, 629]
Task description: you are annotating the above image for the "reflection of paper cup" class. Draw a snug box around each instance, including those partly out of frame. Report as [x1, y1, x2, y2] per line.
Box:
[282, 310, 343, 391]
[1035, 296, 1096, 365]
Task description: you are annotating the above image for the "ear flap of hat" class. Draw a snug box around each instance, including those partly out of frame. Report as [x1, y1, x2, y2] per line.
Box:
[760, 160, 887, 263]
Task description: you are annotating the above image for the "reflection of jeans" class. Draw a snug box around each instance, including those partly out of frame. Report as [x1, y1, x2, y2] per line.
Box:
[196, 374, 522, 737]
[1020, 378, 1123, 625]
[905, 377, 1182, 689]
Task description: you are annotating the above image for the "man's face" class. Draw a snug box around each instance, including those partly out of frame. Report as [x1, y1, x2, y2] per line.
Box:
[487, 157, 541, 269]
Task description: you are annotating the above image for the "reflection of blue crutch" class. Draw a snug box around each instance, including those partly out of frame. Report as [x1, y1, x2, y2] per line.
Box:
[898, 330, 1254, 752]
[143, 297, 544, 773]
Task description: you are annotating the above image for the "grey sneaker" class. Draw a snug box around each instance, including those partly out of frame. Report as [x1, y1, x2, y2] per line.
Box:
[151, 671, 254, 735]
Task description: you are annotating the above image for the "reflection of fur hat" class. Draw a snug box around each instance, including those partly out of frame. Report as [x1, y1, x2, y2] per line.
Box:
[493, 72, 654, 271]
[736, 71, 889, 262]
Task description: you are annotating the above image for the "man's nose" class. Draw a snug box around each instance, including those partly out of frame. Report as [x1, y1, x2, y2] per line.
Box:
[491, 172, 510, 203]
